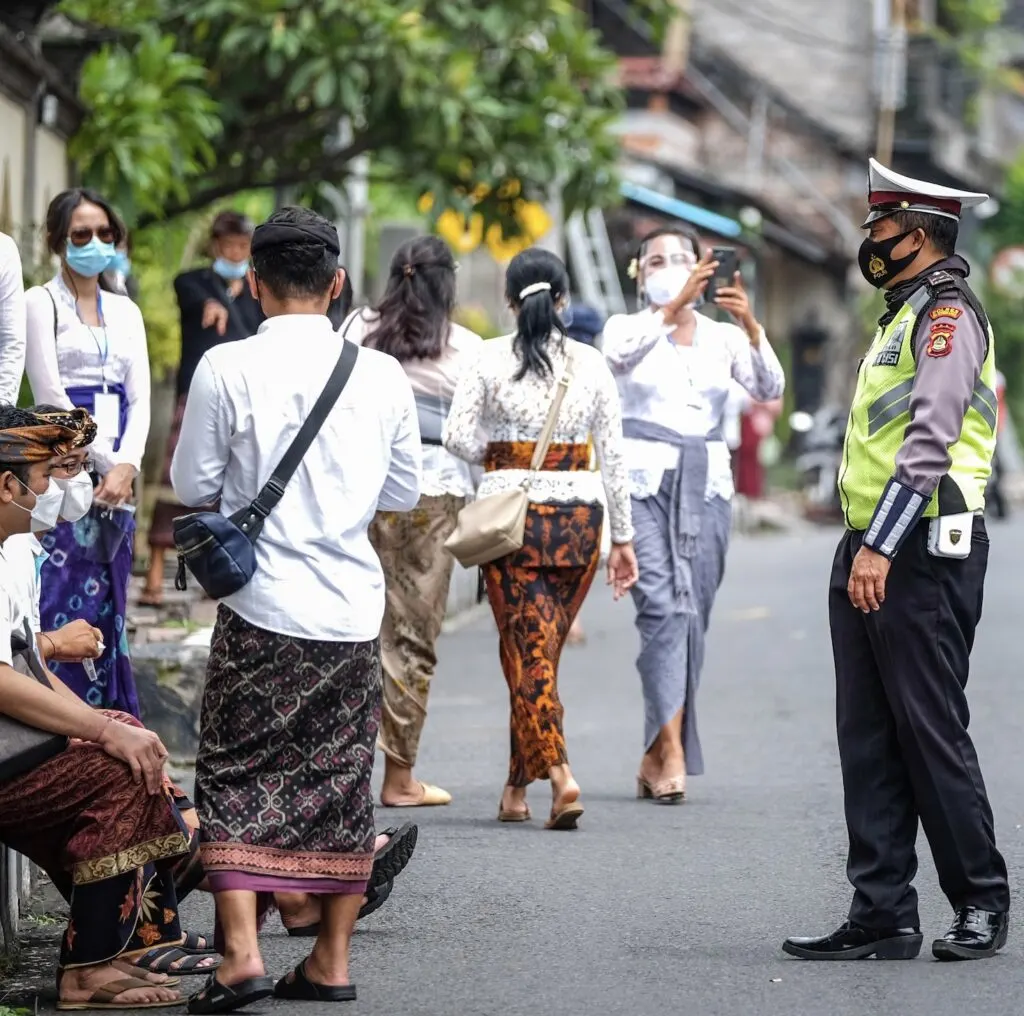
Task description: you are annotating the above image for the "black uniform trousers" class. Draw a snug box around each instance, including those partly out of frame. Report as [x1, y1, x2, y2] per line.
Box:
[830, 517, 1009, 929]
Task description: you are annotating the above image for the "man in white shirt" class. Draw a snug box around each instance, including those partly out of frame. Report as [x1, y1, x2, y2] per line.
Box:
[0, 232, 27, 405]
[172, 207, 420, 1011]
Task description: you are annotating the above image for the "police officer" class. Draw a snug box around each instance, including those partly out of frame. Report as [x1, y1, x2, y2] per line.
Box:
[783, 159, 1010, 962]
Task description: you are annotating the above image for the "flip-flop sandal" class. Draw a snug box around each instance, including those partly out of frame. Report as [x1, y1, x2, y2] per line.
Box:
[180, 931, 217, 956]
[274, 961, 356, 1002]
[129, 948, 222, 977]
[370, 823, 418, 890]
[545, 801, 585, 830]
[56, 975, 186, 1010]
[381, 782, 451, 807]
[498, 807, 532, 822]
[186, 974, 274, 1015]
[285, 879, 395, 936]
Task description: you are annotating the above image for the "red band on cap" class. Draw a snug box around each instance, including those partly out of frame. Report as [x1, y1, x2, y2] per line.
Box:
[868, 191, 962, 215]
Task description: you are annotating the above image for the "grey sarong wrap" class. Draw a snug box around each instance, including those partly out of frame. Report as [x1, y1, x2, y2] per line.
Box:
[621, 419, 719, 614]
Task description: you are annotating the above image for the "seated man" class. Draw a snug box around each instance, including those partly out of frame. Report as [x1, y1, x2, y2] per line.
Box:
[0, 404, 191, 1010]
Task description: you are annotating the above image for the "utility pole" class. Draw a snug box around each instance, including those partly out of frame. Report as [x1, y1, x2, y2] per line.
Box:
[875, 0, 907, 166]
[662, 0, 693, 77]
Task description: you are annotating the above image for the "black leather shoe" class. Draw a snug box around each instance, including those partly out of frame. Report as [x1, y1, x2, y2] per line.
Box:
[932, 908, 1009, 961]
[783, 920, 923, 960]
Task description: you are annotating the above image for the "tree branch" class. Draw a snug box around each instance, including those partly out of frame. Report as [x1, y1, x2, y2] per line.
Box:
[135, 132, 381, 228]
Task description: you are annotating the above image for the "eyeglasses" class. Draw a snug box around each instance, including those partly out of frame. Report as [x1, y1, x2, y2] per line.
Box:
[68, 227, 117, 247]
[641, 253, 698, 269]
[53, 459, 95, 477]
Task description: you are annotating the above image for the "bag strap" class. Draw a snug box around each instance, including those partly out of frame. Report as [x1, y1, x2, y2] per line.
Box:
[47, 288, 58, 342]
[528, 348, 575, 475]
[234, 317, 360, 536]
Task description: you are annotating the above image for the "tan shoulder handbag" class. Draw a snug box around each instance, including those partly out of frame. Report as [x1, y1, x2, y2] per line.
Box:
[445, 351, 574, 568]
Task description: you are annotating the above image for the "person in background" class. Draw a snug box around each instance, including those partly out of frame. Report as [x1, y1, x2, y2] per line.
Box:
[986, 368, 1009, 519]
[562, 299, 606, 646]
[734, 392, 784, 500]
[103, 236, 138, 301]
[0, 230, 27, 406]
[346, 236, 482, 809]
[172, 207, 420, 1010]
[603, 226, 785, 804]
[444, 247, 638, 831]
[24, 188, 150, 716]
[0, 404, 193, 1011]
[142, 211, 261, 606]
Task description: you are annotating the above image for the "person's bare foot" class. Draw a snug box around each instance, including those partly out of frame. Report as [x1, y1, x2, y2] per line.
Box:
[214, 949, 264, 987]
[499, 784, 529, 819]
[58, 962, 182, 1006]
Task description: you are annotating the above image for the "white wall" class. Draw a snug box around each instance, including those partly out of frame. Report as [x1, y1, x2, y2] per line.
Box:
[0, 94, 26, 236]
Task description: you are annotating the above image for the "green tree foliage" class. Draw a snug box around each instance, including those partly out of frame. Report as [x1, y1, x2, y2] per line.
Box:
[59, 0, 674, 233]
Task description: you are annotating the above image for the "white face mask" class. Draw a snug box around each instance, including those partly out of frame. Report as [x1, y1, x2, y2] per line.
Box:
[13, 478, 65, 534]
[54, 472, 94, 523]
[644, 266, 691, 307]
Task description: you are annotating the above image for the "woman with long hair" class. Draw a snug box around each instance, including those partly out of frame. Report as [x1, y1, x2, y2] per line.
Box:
[24, 188, 151, 715]
[348, 236, 482, 808]
[603, 226, 785, 803]
[445, 247, 638, 830]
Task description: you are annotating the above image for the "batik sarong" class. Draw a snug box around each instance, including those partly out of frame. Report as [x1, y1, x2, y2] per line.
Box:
[369, 493, 465, 768]
[196, 606, 379, 897]
[39, 504, 138, 715]
[0, 739, 190, 967]
[482, 442, 602, 787]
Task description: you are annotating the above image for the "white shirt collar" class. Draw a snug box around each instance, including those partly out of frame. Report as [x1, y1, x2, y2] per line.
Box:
[256, 314, 337, 338]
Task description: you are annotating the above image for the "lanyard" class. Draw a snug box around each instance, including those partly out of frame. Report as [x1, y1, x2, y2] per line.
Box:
[73, 287, 110, 391]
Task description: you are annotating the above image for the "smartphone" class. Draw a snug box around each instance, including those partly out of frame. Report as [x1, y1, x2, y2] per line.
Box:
[706, 246, 739, 303]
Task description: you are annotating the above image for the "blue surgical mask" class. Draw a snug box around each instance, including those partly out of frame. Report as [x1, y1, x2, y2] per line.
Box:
[110, 250, 132, 277]
[65, 238, 116, 278]
[213, 257, 249, 281]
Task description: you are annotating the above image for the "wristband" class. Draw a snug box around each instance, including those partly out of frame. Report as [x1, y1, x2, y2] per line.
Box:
[863, 477, 929, 559]
[41, 632, 56, 659]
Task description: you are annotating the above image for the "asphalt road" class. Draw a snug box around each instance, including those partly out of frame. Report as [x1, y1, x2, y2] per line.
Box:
[39, 515, 1024, 1014]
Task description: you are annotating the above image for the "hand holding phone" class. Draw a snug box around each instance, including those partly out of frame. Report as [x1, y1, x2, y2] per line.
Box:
[705, 246, 739, 304]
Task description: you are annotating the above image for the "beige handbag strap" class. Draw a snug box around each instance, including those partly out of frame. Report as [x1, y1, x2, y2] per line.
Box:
[528, 349, 575, 475]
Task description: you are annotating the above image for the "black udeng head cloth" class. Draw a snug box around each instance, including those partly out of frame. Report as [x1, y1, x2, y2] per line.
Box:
[250, 220, 341, 257]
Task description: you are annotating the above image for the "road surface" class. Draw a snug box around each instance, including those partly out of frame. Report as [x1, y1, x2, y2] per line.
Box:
[39, 517, 1024, 1013]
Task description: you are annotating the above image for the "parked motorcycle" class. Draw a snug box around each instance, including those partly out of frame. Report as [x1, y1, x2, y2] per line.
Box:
[789, 407, 846, 522]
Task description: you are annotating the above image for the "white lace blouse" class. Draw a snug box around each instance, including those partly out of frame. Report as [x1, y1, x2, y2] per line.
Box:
[443, 335, 634, 544]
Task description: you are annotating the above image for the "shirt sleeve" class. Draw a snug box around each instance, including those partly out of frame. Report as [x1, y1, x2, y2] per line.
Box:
[863, 297, 985, 558]
[728, 324, 786, 401]
[443, 350, 490, 465]
[377, 364, 422, 512]
[170, 353, 231, 506]
[24, 286, 74, 410]
[173, 270, 215, 316]
[0, 577, 17, 667]
[590, 354, 635, 544]
[0, 236, 27, 406]
[109, 301, 152, 471]
[602, 309, 671, 375]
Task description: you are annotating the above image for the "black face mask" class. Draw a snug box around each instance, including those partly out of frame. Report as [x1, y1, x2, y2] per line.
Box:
[857, 229, 921, 289]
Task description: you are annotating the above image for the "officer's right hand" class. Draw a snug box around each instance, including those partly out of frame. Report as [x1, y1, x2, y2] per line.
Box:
[848, 546, 891, 613]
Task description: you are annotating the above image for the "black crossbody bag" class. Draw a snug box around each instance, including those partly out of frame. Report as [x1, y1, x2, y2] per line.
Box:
[173, 337, 360, 599]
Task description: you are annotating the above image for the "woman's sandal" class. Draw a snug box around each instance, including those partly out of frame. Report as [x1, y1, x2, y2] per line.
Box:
[186, 974, 275, 1015]
[636, 773, 686, 804]
[128, 947, 222, 977]
[497, 806, 532, 823]
[545, 800, 584, 830]
[137, 589, 164, 608]
[56, 975, 185, 1011]
[274, 960, 356, 1002]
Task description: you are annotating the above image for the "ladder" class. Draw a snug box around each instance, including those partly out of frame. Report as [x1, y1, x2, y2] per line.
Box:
[566, 208, 627, 319]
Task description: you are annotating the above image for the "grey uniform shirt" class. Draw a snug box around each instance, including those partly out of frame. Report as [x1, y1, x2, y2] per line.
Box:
[891, 295, 987, 498]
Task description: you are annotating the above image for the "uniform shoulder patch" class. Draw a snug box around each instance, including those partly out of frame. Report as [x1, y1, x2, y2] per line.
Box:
[929, 305, 963, 321]
[926, 330, 954, 358]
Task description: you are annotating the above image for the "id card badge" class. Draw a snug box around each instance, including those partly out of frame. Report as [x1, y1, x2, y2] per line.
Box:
[93, 391, 121, 440]
[927, 512, 973, 559]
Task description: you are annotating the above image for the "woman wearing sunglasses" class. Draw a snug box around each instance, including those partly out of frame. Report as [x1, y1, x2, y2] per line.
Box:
[23, 188, 151, 717]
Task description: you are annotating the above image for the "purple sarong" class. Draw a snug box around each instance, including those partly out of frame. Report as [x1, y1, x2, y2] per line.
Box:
[39, 504, 139, 716]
